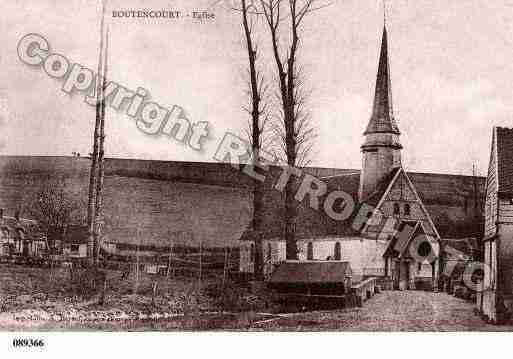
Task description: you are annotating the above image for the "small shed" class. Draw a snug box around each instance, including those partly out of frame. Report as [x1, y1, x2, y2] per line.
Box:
[62, 225, 88, 258]
[268, 261, 352, 295]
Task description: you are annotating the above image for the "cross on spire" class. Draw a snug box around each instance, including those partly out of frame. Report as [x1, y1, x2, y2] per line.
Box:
[383, 0, 387, 26]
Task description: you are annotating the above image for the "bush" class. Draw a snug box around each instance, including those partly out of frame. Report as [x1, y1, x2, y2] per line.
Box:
[68, 267, 106, 298]
[203, 281, 272, 312]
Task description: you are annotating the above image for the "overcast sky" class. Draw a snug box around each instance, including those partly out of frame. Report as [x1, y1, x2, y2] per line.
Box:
[1, 0, 512, 176]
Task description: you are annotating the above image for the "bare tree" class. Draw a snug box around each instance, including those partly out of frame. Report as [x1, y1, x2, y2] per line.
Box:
[259, 0, 322, 259]
[239, 0, 270, 280]
[27, 180, 85, 252]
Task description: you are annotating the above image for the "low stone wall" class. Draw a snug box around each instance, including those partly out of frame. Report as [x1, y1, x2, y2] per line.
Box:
[351, 277, 378, 307]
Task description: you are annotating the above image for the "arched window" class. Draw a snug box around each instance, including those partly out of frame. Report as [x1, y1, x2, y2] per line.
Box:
[267, 242, 272, 261]
[307, 242, 313, 260]
[334, 242, 341, 260]
[404, 203, 411, 216]
[393, 203, 400, 215]
[250, 243, 255, 263]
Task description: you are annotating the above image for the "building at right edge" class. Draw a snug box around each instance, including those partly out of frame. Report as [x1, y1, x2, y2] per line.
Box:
[480, 127, 513, 323]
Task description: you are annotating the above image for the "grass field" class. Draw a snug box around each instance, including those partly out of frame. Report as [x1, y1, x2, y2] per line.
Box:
[0, 262, 276, 330]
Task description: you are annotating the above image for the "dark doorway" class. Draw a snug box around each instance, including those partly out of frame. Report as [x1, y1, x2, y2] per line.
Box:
[334, 242, 341, 260]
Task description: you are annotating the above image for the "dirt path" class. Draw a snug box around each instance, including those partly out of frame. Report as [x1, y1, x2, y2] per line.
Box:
[253, 291, 513, 331]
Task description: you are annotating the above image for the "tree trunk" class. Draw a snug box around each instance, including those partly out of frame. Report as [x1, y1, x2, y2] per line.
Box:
[241, 0, 265, 278]
[284, 179, 298, 259]
[253, 181, 264, 278]
[94, 31, 109, 266]
[87, 0, 106, 267]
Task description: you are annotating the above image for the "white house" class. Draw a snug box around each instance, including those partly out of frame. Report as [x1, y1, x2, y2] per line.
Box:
[479, 126, 513, 323]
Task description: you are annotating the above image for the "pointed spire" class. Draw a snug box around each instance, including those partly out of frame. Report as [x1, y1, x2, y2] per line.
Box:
[364, 24, 400, 135]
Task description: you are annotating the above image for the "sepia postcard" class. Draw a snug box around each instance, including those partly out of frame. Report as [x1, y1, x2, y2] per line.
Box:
[1, 0, 513, 355]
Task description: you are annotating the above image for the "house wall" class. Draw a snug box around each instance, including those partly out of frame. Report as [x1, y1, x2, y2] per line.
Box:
[481, 130, 498, 320]
[79, 243, 87, 257]
[482, 236, 498, 321]
[240, 237, 387, 280]
[63, 243, 87, 258]
[480, 196, 513, 321]
[498, 222, 513, 315]
[484, 133, 498, 238]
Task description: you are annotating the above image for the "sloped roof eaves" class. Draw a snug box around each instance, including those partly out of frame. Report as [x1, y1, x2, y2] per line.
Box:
[441, 238, 477, 258]
[269, 261, 352, 284]
[360, 167, 400, 207]
[65, 226, 89, 244]
[496, 127, 513, 195]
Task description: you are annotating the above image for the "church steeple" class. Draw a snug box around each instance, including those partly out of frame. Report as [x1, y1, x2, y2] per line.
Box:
[365, 25, 400, 135]
[359, 24, 403, 202]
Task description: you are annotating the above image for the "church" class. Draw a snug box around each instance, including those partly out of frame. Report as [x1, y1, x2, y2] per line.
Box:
[239, 24, 481, 291]
[0, 22, 484, 295]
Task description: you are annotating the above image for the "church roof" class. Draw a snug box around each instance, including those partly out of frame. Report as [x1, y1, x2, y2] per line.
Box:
[364, 26, 400, 135]
[360, 167, 400, 207]
[496, 127, 513, 195]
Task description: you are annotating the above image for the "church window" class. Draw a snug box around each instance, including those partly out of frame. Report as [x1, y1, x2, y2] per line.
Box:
[250, 243, 255, 263]
[418, 241, 432, 258]
[307, 242, 313, 260]
[267, 242, 272, 261]
[393, 203, 400, 215]
[334, 242, 341, 260]
[404, 203, 411, 216]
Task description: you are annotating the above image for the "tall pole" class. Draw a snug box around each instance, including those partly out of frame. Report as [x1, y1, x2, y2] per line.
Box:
[223, 246, 229, 287]
[134, 226, 141, 295]
[473, 163, 479, 219]
[167, 232, 173, 278]
[87, 0, 107, 266]
[94, 26, 109, 266]
[199, 240, 202, 288]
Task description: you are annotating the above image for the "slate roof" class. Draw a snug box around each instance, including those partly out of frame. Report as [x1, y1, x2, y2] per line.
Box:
[441, 238, 479, 260]
[383, 220, 422, 258]
[496, 127, 513, 195]
[268, 261, 352, 284]
[360, 167, 400, 207]
[64, 225, 89, 244]
[365, 26, 400, 135]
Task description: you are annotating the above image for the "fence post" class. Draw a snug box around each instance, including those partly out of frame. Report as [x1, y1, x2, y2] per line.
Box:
[133, 227, 141, 297]
[152, 281, 157, 306]
[199, 240, 203, 288]
[223, 247, 228, 287]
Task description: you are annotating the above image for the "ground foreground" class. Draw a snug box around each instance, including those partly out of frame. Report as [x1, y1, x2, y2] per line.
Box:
[253, 291, 513, 331]
[2, 281, 513, 331]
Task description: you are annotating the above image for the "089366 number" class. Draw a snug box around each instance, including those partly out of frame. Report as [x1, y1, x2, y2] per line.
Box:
[12, 338, 45, 348]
